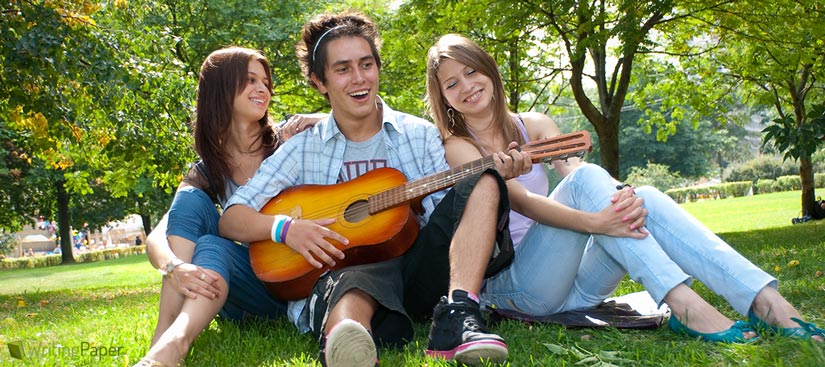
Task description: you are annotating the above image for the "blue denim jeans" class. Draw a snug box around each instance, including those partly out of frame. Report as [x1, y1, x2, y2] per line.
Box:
[169, 186, 286, 321]
[481, 163, 776, 317]
[167, 186, 220, 242]
[192, 235, 287, 321]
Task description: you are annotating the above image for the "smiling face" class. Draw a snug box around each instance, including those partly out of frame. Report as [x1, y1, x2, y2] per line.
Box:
[311, 36, 380, 126]
[232, 59, 271, 124]
[436, 58, 494, 122]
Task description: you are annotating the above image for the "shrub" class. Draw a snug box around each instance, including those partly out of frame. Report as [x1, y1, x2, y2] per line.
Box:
[0, 233, 19, 256]
[776, 175, 802, 191]
[664, 181, 752, 203]
[755, 179, 778, 194]
[0, 245, 146, 270]
[725, 156, 798, 182]
[624, 162, 689, 192]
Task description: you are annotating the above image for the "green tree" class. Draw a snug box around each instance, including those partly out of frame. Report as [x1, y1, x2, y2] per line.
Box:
[523, 0, 683, 178]
[2, 1, 137, 263]
[664, 0, 825, 216]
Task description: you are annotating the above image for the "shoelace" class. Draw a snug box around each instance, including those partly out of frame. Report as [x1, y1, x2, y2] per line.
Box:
[448, 305, 485, 332]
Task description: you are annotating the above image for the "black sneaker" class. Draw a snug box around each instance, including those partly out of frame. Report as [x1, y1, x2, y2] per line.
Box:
[425, 290, 508, 365]
[319, 319, 379, 367]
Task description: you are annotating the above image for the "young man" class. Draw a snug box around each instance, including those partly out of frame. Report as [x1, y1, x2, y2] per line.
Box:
[218, 11, 530, 367]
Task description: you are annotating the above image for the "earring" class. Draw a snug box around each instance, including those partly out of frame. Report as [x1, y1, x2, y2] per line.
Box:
[447, 107, 456, 128]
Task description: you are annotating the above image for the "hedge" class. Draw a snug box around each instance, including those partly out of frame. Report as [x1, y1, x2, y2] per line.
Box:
[665, 173, 825, 203]
[664, 181, 752, 203]
[0, 245, 146, 270]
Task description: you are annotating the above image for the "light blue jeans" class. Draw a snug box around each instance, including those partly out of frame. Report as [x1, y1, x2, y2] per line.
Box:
[481, 163, 776, 317]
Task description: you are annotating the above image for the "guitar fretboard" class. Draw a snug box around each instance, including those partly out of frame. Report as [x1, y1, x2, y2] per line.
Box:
[369, 156, 496, 213]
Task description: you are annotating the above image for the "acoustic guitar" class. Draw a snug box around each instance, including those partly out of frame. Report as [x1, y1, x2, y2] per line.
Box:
[250, 130, 592, 300]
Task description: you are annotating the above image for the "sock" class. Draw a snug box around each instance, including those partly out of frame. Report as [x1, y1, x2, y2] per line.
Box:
[448, 289, 479, 303]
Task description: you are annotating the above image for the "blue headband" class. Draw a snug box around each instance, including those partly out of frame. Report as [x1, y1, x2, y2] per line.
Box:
[312, 25, 346, 63]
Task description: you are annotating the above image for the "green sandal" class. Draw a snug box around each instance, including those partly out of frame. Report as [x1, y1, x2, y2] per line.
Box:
[668, 315, 758, 343]
[749, 309, 825, 340]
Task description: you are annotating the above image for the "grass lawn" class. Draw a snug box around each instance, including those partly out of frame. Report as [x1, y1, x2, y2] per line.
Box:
[1, 191, 824, 366]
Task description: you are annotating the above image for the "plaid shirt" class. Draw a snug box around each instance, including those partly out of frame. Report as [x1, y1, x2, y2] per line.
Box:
[226, 99, 449, 224]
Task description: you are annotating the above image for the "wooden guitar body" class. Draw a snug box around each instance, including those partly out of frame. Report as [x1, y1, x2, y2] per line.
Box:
[249, 167, 420, 300]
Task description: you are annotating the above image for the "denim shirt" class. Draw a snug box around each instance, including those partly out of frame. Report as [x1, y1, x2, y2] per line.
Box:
[226, 99, 449, 224]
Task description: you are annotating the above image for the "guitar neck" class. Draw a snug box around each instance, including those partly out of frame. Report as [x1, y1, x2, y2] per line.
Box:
[365, 130, 592, 214]
[370, 156, 496, 213]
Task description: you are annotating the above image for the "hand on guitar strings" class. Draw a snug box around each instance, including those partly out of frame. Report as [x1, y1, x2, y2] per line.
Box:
[167, 262, 222, 300]
[492, 142, 532, 180]
[283, 217, 349, 269]
[602, 185, 649, 238]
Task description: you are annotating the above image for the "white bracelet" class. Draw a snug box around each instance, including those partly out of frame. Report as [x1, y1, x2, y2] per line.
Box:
[270, 214, 291, 243]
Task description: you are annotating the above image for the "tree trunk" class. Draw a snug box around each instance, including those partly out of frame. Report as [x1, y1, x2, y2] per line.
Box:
[140, 213, 152, 236]
[594, 118, 621, 178]
[799, 156, 815, 216]
[137, 199, 152, 235]
[56, 180, 75, 264]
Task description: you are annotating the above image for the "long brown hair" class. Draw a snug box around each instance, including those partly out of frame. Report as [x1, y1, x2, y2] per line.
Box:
[426, 34, 522, 151]
[192, 46, 277, 202]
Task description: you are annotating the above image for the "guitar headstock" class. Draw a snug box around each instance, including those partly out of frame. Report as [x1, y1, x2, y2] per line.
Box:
[522, 130, 592, 164]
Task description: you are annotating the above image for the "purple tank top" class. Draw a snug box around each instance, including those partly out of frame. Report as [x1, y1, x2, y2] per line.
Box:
[469, 116, 548, 247]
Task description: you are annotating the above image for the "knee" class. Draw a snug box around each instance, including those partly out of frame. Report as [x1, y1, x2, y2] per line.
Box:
[475, 172, 502, 200]
[634, 186, 666, 201]
[172, 186, 214, 211]
[192, 235, 233, 261]
[571, 163, 612, 181]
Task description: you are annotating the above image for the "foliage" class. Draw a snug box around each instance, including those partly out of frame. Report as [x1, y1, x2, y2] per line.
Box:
[0, 0, 330, 236]
[763, 102, 825, 162]
[0, 245, 146, 270]
[725, 155, 800, 183]
[755, 178, 779, 195]
[624, 162, 688, 192]
[0, 233, 19, 257]
[620, 112, 742, 180]
[664, 181, 752, 203]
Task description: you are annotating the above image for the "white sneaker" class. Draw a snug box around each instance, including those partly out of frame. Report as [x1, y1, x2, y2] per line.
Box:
[323, 319, 377, 367]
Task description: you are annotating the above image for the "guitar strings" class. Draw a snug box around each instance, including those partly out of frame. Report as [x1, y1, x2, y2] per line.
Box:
[289, 159, 495, 221]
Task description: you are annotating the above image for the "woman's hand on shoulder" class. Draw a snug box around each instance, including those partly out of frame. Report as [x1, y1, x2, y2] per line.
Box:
[279, 113, 327, 141]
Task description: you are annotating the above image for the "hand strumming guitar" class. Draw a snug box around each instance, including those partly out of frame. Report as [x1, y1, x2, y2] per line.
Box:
[282, 217, 348, 269]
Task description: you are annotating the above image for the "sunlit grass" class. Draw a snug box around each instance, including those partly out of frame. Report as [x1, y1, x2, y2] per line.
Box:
[1, 191, 824, 366]
[680, 190, 808, 233]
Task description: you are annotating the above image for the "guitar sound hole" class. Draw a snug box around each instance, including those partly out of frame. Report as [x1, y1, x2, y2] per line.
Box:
[344, 200, 370, 223]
